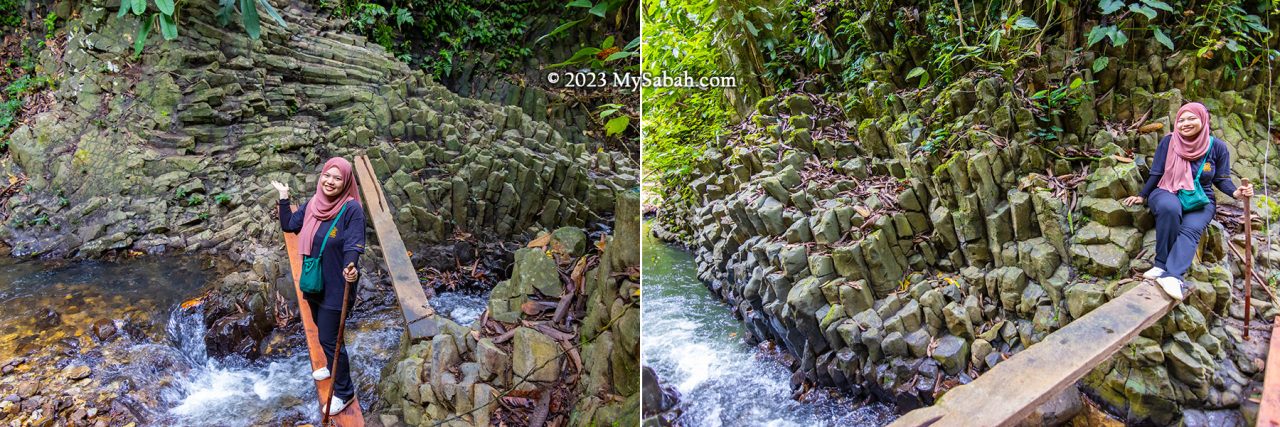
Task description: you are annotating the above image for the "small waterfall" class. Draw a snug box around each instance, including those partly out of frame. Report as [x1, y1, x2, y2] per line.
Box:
[642, 222, 898, 426]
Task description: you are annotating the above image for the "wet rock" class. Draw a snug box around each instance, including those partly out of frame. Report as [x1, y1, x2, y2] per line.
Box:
[91, 319, 117, 342]
[63, 365, 91, 381]
[206, 312, 268, 360]
[641, 366, 681, 416]
[34, 308, 62, 328]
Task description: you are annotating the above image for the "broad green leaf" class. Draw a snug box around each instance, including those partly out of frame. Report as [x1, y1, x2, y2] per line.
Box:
[599, 108, 619, 119]
[1014, 16, 1039, 30]
[604, 51, 632, 61]
[1110, 28, 1127, 46]
[602, 35, 614, 49]
[1142, 0, 1176, 13]
[623, 36, 639, 51]
[154, 0, 174, 15]
[258, 0, 288, 27]
[133, 17, 151, 56]
[744, 20, 759, 36]
[588, 1, 608, 18]
[241, 0, 260, 39]
[1129, 4, 1156, 20]
[567, 0, 592, 8]
[131, 0, 146, 15]
[118, 0, 130, 18]
[535, 19, 584, 44]
[605, 116, 629, 136]
[159, 12, 178, 40]
[1086, 25, 1109, 46]
[1070, 77, 1084, 89]
[548, 47, 601, 68]
[1092, 56, 1110, 72]
[905, 67, 929, 87]
[1099, 0, 1125, 14]
[1153, 27, 1173, 50]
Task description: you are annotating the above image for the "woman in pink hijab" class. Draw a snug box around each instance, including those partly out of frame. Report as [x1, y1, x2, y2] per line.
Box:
[271, 157, 366, 415]
[1122, 102, 1253, 301]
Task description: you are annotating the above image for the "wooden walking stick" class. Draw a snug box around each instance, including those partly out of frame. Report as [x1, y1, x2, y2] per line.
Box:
[322, 268, 356, 426]
[1244, 178, 1254, 340]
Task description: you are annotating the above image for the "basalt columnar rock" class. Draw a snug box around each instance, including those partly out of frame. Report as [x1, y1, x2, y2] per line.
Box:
[652, 42, 1279, 425]
[0, 0, 637, 271]
[377, 192, 640, 426]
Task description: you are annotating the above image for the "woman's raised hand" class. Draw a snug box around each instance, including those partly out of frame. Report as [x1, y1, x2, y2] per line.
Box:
[1121, 196, 1144, 207]
[270, 181, 289, 200]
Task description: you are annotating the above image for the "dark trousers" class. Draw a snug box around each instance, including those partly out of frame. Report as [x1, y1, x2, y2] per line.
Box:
[308, 299, 354, 401]
[1148, 188, 1215, 280]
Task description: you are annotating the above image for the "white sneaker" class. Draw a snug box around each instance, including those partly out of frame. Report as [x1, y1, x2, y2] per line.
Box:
[1142, 266, 1166, 279]
[312, 367, 331, 381]
[1157, 276, 1184, 301]
[327, 395, 352, 415]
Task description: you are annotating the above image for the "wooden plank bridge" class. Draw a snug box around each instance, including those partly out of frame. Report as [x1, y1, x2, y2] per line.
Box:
[281, 155, 441, 425]
[1256, 318, 1280, 426]
[889, 283, 1175, 427]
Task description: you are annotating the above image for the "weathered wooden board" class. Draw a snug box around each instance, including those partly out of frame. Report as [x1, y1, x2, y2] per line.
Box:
[352, 155, 439, 339]
[890, 283, 1175, 427]
[284, 231, 365, 426]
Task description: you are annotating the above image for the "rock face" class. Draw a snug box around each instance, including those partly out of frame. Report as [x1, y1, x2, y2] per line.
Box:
[377, 193, 640, 426]
[651, 39, 1277, 424]
[0, 0, 636, 271]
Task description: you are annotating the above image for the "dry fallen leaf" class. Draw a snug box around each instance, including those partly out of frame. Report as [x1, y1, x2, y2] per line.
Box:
[528, 233, 552, 248]
[1113, 154, 1133, 163]
[1138, 123, 1164, 134]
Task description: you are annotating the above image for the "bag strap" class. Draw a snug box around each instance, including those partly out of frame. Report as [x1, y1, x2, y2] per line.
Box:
[1194, 137, 1214, 180]
[316, 203, 348, 257]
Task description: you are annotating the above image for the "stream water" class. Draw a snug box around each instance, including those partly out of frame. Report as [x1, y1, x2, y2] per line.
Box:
[0, 256, 489, 426]
[640, 221, 899, 426]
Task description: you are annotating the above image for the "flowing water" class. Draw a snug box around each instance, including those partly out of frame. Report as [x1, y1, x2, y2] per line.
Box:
[0, 256, 489, 426]
[641, 221, 899, 426]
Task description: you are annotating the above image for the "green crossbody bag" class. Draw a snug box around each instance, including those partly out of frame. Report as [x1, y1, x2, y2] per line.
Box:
[299, 204, 347, 294]
[1177, 136, 1215, 212]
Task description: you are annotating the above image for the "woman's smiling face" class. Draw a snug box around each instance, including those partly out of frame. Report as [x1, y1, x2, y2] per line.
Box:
[320, 166, 344, 197]
[1176, 111, 1203, 139]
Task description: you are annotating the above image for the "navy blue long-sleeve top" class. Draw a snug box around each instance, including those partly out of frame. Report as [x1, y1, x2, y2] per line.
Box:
[1139, 134, 1239, 201]
[279, 198, 366, 310]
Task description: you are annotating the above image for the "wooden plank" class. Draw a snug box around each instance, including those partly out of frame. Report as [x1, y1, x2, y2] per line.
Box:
[890, 283, 1175, 427]
[1257, 319, 1280, 426]
[351, 155, 439, 339]
[284, 231, 365, 426]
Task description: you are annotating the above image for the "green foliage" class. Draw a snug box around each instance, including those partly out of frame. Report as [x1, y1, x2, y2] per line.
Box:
[121, 0, 288, 57]
[43, 12, 57, 39]
[1030, 76, 1094, 141]
[549, 35, 638, 70]
[0, 0, 20, 29]
[212, 192, 232, 205]
[642, 0, 734, 205]
[186, 193, 205, 207]
[325, 1, 541, 78]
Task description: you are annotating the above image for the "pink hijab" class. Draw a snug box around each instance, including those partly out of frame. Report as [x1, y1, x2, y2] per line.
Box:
[1157, 102, 1212, 193]
[298, 157, 362, 256]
